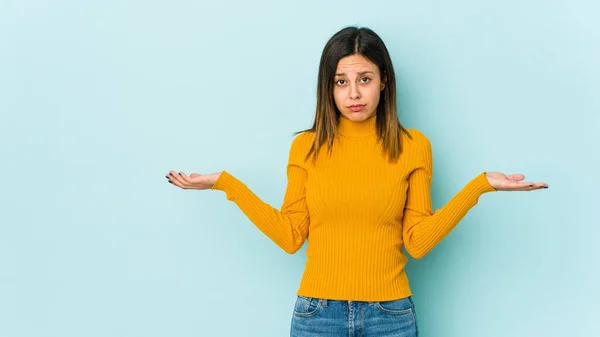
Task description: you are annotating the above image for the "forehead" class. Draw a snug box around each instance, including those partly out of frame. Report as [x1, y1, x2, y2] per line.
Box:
[335, 54, 379, 74]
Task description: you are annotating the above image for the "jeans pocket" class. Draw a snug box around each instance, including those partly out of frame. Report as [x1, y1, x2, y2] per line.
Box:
[292, 296, 322, 318]
[375, 296, 414, 316]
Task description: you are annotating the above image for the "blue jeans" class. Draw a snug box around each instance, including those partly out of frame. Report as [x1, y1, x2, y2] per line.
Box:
[290, 295, 419, 337]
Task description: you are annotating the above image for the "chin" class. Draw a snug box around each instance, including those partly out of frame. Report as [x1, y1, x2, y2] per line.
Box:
[343, 112, 375, 122]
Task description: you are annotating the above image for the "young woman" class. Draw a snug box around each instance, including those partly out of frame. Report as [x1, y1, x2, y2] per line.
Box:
[166, 26, 548, 337]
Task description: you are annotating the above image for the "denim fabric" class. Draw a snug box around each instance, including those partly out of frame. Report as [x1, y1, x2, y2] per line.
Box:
[290, 295, 419, 337]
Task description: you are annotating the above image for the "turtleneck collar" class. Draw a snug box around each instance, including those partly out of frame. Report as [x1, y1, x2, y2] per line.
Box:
[337, 114, 378, 137]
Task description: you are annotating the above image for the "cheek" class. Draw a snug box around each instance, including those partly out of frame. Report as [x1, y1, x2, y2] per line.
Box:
[333, 87, 345, 109]
[368, 86, 381, 104]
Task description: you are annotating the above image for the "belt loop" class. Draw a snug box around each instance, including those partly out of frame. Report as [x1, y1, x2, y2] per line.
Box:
[321, 299, 328, 307]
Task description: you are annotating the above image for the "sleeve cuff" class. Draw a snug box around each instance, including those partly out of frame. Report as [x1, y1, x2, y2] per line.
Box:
[211, 170, 233, 192]
[476, 171, 497, 193]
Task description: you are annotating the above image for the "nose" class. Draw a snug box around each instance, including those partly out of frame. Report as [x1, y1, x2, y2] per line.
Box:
[349, 83, 360, 100]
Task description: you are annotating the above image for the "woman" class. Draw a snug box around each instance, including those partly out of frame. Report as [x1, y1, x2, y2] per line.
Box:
[165, 26, 548, 337]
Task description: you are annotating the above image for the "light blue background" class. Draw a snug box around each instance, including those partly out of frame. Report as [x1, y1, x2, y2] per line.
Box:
[1, 0, 598, 336]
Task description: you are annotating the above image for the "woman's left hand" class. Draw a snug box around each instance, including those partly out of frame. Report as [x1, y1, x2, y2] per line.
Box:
[485, 172, 549, 191]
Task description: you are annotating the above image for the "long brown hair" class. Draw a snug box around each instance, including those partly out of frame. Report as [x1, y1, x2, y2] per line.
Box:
[296, 26, 412, 163]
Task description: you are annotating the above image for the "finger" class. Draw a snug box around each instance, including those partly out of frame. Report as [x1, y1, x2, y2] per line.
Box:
[506, 181, 536, 190]
[167, 174, 185, 188]
[513, 181, 549, 191]
[530, 182, 549, 189]
[517, 182, 548, 191]
[168, 171, 189, 188]
[178, 171, 193, 184]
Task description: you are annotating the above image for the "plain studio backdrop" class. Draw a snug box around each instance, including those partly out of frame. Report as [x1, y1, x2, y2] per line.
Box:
[1, 0, 598, 336]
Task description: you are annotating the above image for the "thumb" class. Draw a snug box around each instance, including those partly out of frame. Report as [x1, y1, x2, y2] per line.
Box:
[190, 173, 202, 178]
[507, 174, 525, 181]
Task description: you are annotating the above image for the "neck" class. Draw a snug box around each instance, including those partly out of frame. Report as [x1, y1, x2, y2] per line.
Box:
[337, 115, 377, 137]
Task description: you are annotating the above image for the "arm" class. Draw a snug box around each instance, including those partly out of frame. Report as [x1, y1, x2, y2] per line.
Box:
[402, 132, 497, 259]
[211, 135, 310, 254]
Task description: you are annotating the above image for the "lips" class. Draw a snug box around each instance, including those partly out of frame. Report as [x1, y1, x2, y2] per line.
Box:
[348, 104, 365, 112]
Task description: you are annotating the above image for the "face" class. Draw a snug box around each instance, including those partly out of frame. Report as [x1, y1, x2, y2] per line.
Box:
[333, 54, 385, 122]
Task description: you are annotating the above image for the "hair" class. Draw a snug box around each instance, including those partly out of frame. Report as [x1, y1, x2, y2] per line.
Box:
[296, 26, 412, 163]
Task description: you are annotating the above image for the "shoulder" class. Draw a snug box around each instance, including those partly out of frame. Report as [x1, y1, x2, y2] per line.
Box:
[287, 131, 315, 163]
[290, 130, 315, 150]
[402, 128, 431, 148]
[402, 128, 432, 166]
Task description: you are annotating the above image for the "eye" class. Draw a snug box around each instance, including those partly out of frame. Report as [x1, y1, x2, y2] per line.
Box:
[335, 79, 346, 85]
[360, 77, 371, 83]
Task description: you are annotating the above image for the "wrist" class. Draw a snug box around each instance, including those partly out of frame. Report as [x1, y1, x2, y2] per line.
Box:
[210, 171, 225, 190]
[213, 172, 222, 185]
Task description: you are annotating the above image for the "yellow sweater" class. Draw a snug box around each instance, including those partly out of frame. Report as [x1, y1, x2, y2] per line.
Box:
[211, 115, 497, 301]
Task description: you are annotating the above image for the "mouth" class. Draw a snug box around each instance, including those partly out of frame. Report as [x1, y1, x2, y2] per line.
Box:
[348, 104, 365, 112]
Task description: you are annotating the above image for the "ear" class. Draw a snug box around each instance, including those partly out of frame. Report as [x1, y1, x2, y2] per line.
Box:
[380, 73, 387, 91]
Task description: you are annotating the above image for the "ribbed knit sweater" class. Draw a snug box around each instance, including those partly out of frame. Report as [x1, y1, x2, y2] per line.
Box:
[211, 115, 497, 301]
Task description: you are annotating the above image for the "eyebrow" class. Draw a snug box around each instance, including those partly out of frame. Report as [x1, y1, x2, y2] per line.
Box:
[334, 71, 376, 76]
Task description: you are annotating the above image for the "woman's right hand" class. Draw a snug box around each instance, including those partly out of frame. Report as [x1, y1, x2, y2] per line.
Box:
[165, 170, 222, 190]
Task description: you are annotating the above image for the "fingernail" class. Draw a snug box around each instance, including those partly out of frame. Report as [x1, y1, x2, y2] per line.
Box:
[178, 173, 181, 176]
[168, 181, 172, 184]
[542, 186, 548, 189]
[529, 184, 534, 187]
[165, 175, 169, 179]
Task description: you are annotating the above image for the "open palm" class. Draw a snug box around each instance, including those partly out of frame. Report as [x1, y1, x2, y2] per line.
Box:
[485, 172, 548, 191]
[165, 171, 221, 190]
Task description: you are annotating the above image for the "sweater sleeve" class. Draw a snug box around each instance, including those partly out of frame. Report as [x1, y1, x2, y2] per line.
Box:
[210, 134, 310, 254]
[401, 132, 497, 259]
